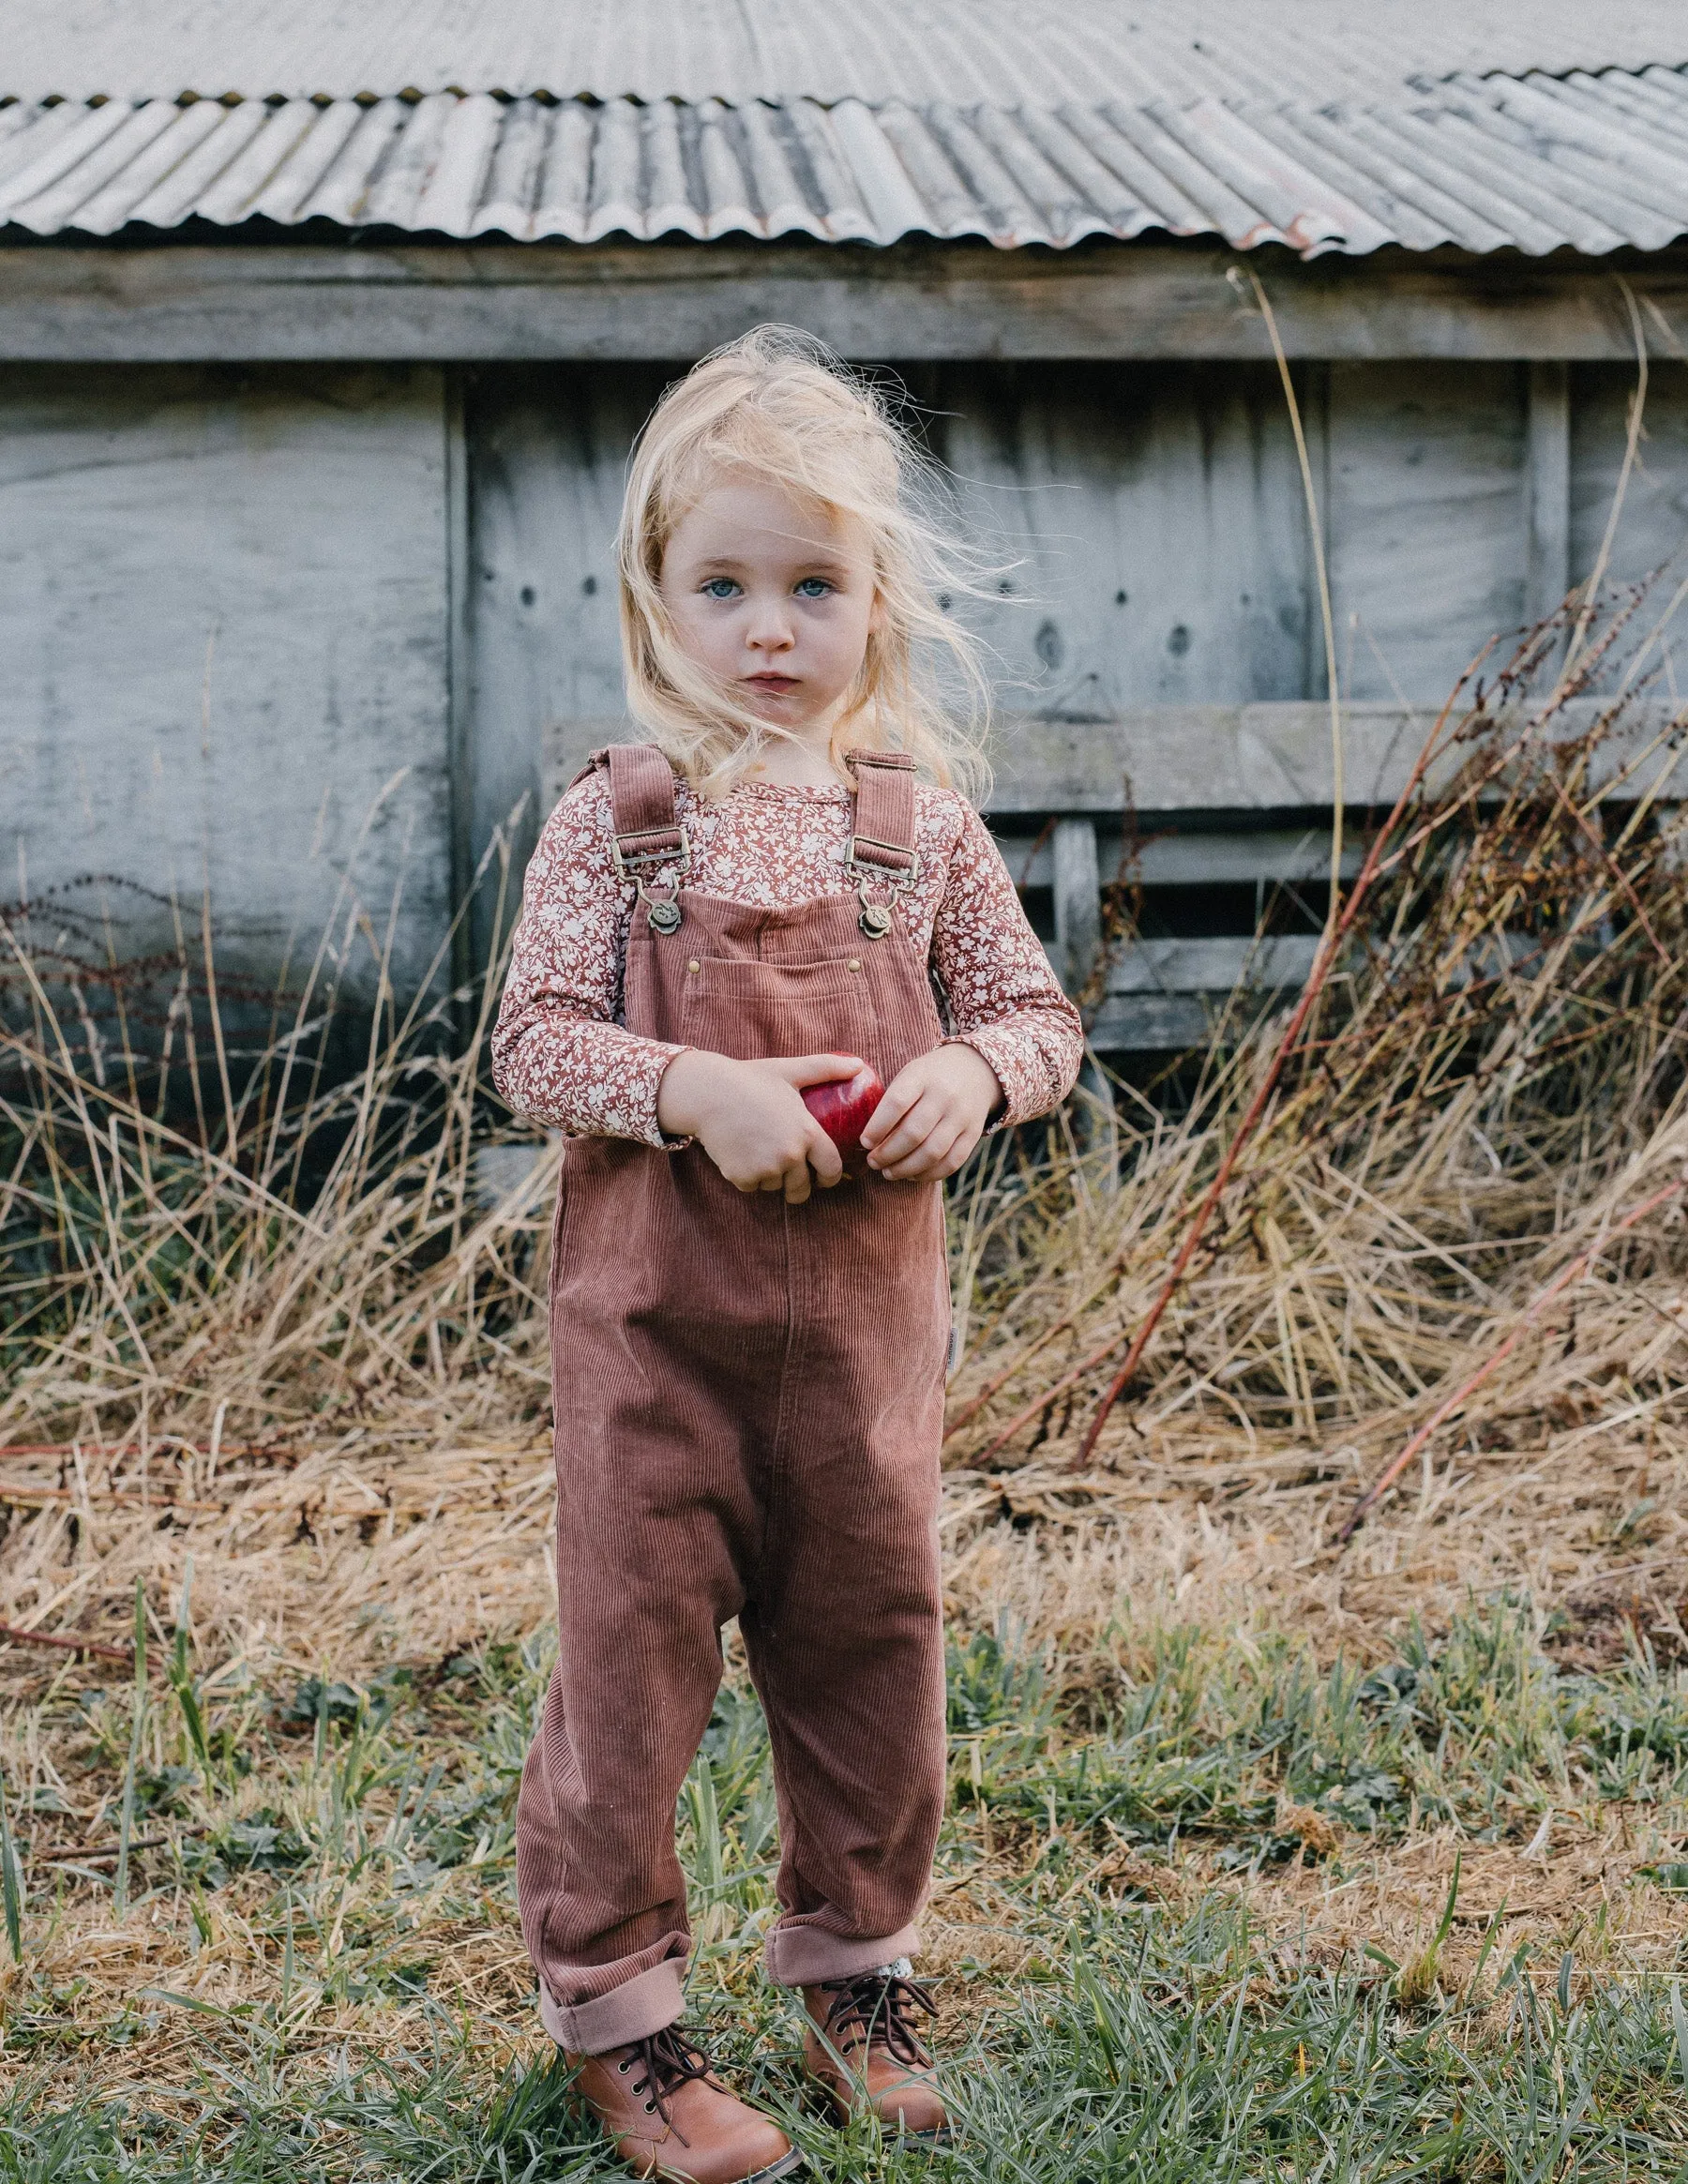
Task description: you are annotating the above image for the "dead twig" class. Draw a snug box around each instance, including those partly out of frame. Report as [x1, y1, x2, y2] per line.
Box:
[0, 1620, 136, 1665]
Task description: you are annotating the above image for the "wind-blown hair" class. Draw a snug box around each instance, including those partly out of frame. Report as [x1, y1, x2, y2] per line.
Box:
[617, 325, 993, 802]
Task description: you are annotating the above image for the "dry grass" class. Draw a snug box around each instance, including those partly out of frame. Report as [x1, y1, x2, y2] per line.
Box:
[6, 593, 1688, 2171]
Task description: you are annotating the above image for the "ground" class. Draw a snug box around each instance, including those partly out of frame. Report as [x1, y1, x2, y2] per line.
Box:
[3, 1419, 1688, 2182]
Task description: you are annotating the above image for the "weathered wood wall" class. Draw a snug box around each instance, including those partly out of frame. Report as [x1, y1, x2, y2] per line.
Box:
[5, 349, 1683, 1032]
[526, 360, 1688, 812]
[0, 365, 452, 1011]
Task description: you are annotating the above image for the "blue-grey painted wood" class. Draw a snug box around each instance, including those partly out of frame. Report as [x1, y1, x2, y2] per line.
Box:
[1525, 361, 1572, 625]
[1, 247, 1683, 365]
[1326, 362, 1528, 701]
[1571, 362, 1688, 591]
[0, 364, 451, 1010]
[927, 362, 1313, 715]
[465, 365, 671, 966]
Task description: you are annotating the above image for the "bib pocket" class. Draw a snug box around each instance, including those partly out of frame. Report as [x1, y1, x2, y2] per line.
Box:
[679, 954, 875, 1065]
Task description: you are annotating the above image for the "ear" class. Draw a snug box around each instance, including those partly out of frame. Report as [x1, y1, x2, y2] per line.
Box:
[867, 586, 888, 638]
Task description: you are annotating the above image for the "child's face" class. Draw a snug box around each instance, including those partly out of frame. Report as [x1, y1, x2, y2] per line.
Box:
[659, 476, 880, 737]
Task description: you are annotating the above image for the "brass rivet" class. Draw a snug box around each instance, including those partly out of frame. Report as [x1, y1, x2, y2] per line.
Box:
[686, 958, 700, 972]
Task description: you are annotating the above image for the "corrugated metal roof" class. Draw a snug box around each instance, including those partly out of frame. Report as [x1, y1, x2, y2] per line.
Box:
[7, 0, 1685, 108]
[0, 67, 1684, 256]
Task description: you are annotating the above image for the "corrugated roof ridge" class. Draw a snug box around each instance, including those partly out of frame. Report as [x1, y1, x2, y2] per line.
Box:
[0, 64, 1680, 257]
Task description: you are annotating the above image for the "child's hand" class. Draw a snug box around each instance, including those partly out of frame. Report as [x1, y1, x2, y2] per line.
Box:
[656, 1049, 858, 1203]
[861, 1044, 1002, 1182]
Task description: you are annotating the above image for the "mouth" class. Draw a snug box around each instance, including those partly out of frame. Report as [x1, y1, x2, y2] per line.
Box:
[745, 673, 800, 697]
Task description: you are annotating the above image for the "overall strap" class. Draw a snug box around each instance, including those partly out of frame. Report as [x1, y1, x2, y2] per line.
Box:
[607, 744, 687, 873]
[845, 748, 919, 885]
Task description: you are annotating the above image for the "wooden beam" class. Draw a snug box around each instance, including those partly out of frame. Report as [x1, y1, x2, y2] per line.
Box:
[1524, 360, 1572, 625]
[983, 698, 1685, 817]
[546, 700, 1686, 827]
[996, 826, 1364, 888]
[445, 365, 474, 1018]
[1105, 934, 1321, 995]
[0, 242, 1684, 363]
[1051, 817, 1102, 997]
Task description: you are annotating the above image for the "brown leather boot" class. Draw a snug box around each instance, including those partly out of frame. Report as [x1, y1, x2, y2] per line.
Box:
[568, 2025, 803, 2183]
[801, 1967, 948, 2141]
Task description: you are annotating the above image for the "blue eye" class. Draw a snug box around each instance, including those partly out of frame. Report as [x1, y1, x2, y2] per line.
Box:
[794, 578, 833, 598]
[701, 578, 740, 599]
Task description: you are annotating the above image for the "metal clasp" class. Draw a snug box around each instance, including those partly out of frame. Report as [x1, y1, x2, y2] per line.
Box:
[612, 825, 688, 933]
[611, 824, 689, 877]
[846, 834, 918, 889]
[847, 835, 916, 938]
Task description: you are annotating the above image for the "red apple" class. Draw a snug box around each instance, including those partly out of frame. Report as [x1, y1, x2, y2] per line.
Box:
[802, 1063, 885, 1175]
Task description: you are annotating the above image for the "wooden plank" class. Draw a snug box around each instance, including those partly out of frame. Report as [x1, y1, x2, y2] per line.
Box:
[0, 363, 452, 1009]
[1571, 361, 1688, 589]
[542, 700, 1686, 829]
[1088, 937, 1322, 1050]
[1051, 817, 1101, 996]
[1326, 361, 1526, 703]
[469, 367, 672, 959]
[982, 697, 1684, 816]
[1525, 360, 1572, 625]
[995, 827, 1364, 887]
[1105, 935, 1322, 996]
[445, 367, 473, 1009]
[1089, 993, 1218, 1050]
[927, 360, 1309, 714]
[0, 243, 1684, 363]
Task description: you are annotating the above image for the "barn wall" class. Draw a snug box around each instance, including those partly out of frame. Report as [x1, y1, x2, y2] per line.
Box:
[0, 364, 452, 1016]
[489, 357, 1687, 881]
[6, 349, 1683, 1032]
[1571, 363, 1688, 589]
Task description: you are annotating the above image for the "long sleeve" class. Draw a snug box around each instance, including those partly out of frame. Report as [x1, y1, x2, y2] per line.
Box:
[490, 774, 685, 1147]
[932, 805, 1085, 1126]
[492, 769, 1084, 1146]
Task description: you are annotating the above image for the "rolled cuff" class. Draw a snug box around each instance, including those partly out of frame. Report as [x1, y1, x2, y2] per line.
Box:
[538, 1957, 686, 2054]
[763, 1920, 922, 1988]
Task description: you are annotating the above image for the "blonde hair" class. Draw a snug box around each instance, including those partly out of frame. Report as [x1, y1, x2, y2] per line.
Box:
[617, 325, 993, 802]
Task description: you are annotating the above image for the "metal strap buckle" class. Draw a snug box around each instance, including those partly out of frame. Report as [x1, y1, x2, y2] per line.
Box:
[611, 824, 690, 876]
[847, 834, 918, 889]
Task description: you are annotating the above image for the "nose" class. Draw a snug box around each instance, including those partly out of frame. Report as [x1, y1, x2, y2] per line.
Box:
[743, 595, 795, 657]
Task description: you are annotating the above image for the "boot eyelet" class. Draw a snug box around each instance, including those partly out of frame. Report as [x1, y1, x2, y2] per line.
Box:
[617, 2059, 631, 2073]
[643, 2100, 656, 2113]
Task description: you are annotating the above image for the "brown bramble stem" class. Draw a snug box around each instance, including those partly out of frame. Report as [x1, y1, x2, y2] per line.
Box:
[1068, 666, 1490, 1472]
[0, 1620, 136, 1665]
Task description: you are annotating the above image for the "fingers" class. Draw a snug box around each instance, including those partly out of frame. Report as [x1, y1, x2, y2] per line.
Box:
[859, 1073, 920, 1151]
[773, 1052, 867, 1089]
[806, 1128, 845, 1190]
[875, 1119, 976, 1182]
[866, 1086, 947, 1170]
[732, 1119, 842, 1201]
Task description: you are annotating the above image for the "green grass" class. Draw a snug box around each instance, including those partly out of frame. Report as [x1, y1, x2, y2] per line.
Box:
[5, 1604, 1688, 2178]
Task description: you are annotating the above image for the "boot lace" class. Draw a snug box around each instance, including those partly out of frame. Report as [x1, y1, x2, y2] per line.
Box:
[614, 2024, 715, 2140]
[817, 1971, 936, 2069]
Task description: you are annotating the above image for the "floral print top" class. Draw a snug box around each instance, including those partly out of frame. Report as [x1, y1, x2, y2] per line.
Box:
[491, 767, 1083, 1148]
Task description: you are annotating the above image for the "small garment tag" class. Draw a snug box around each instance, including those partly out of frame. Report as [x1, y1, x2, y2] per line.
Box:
[946, 1325, 962, 1377]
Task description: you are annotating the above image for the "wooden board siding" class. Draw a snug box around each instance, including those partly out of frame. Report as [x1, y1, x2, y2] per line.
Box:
[1, 243, 1685, 364]
[6, 348, 1684, 1054]
[922, 362, 1312, 715]
[1326, 361, 1530, 702]
[0, 364, 452, 1006]
[465, 365, 671, 965]
[1571, 362, 1688, 592]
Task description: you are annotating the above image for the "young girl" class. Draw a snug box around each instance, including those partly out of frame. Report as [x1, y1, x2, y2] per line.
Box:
[492, 327, 1082, 2183]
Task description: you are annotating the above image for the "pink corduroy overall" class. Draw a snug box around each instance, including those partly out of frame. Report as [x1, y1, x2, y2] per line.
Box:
[516, 745, 953, 2055]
